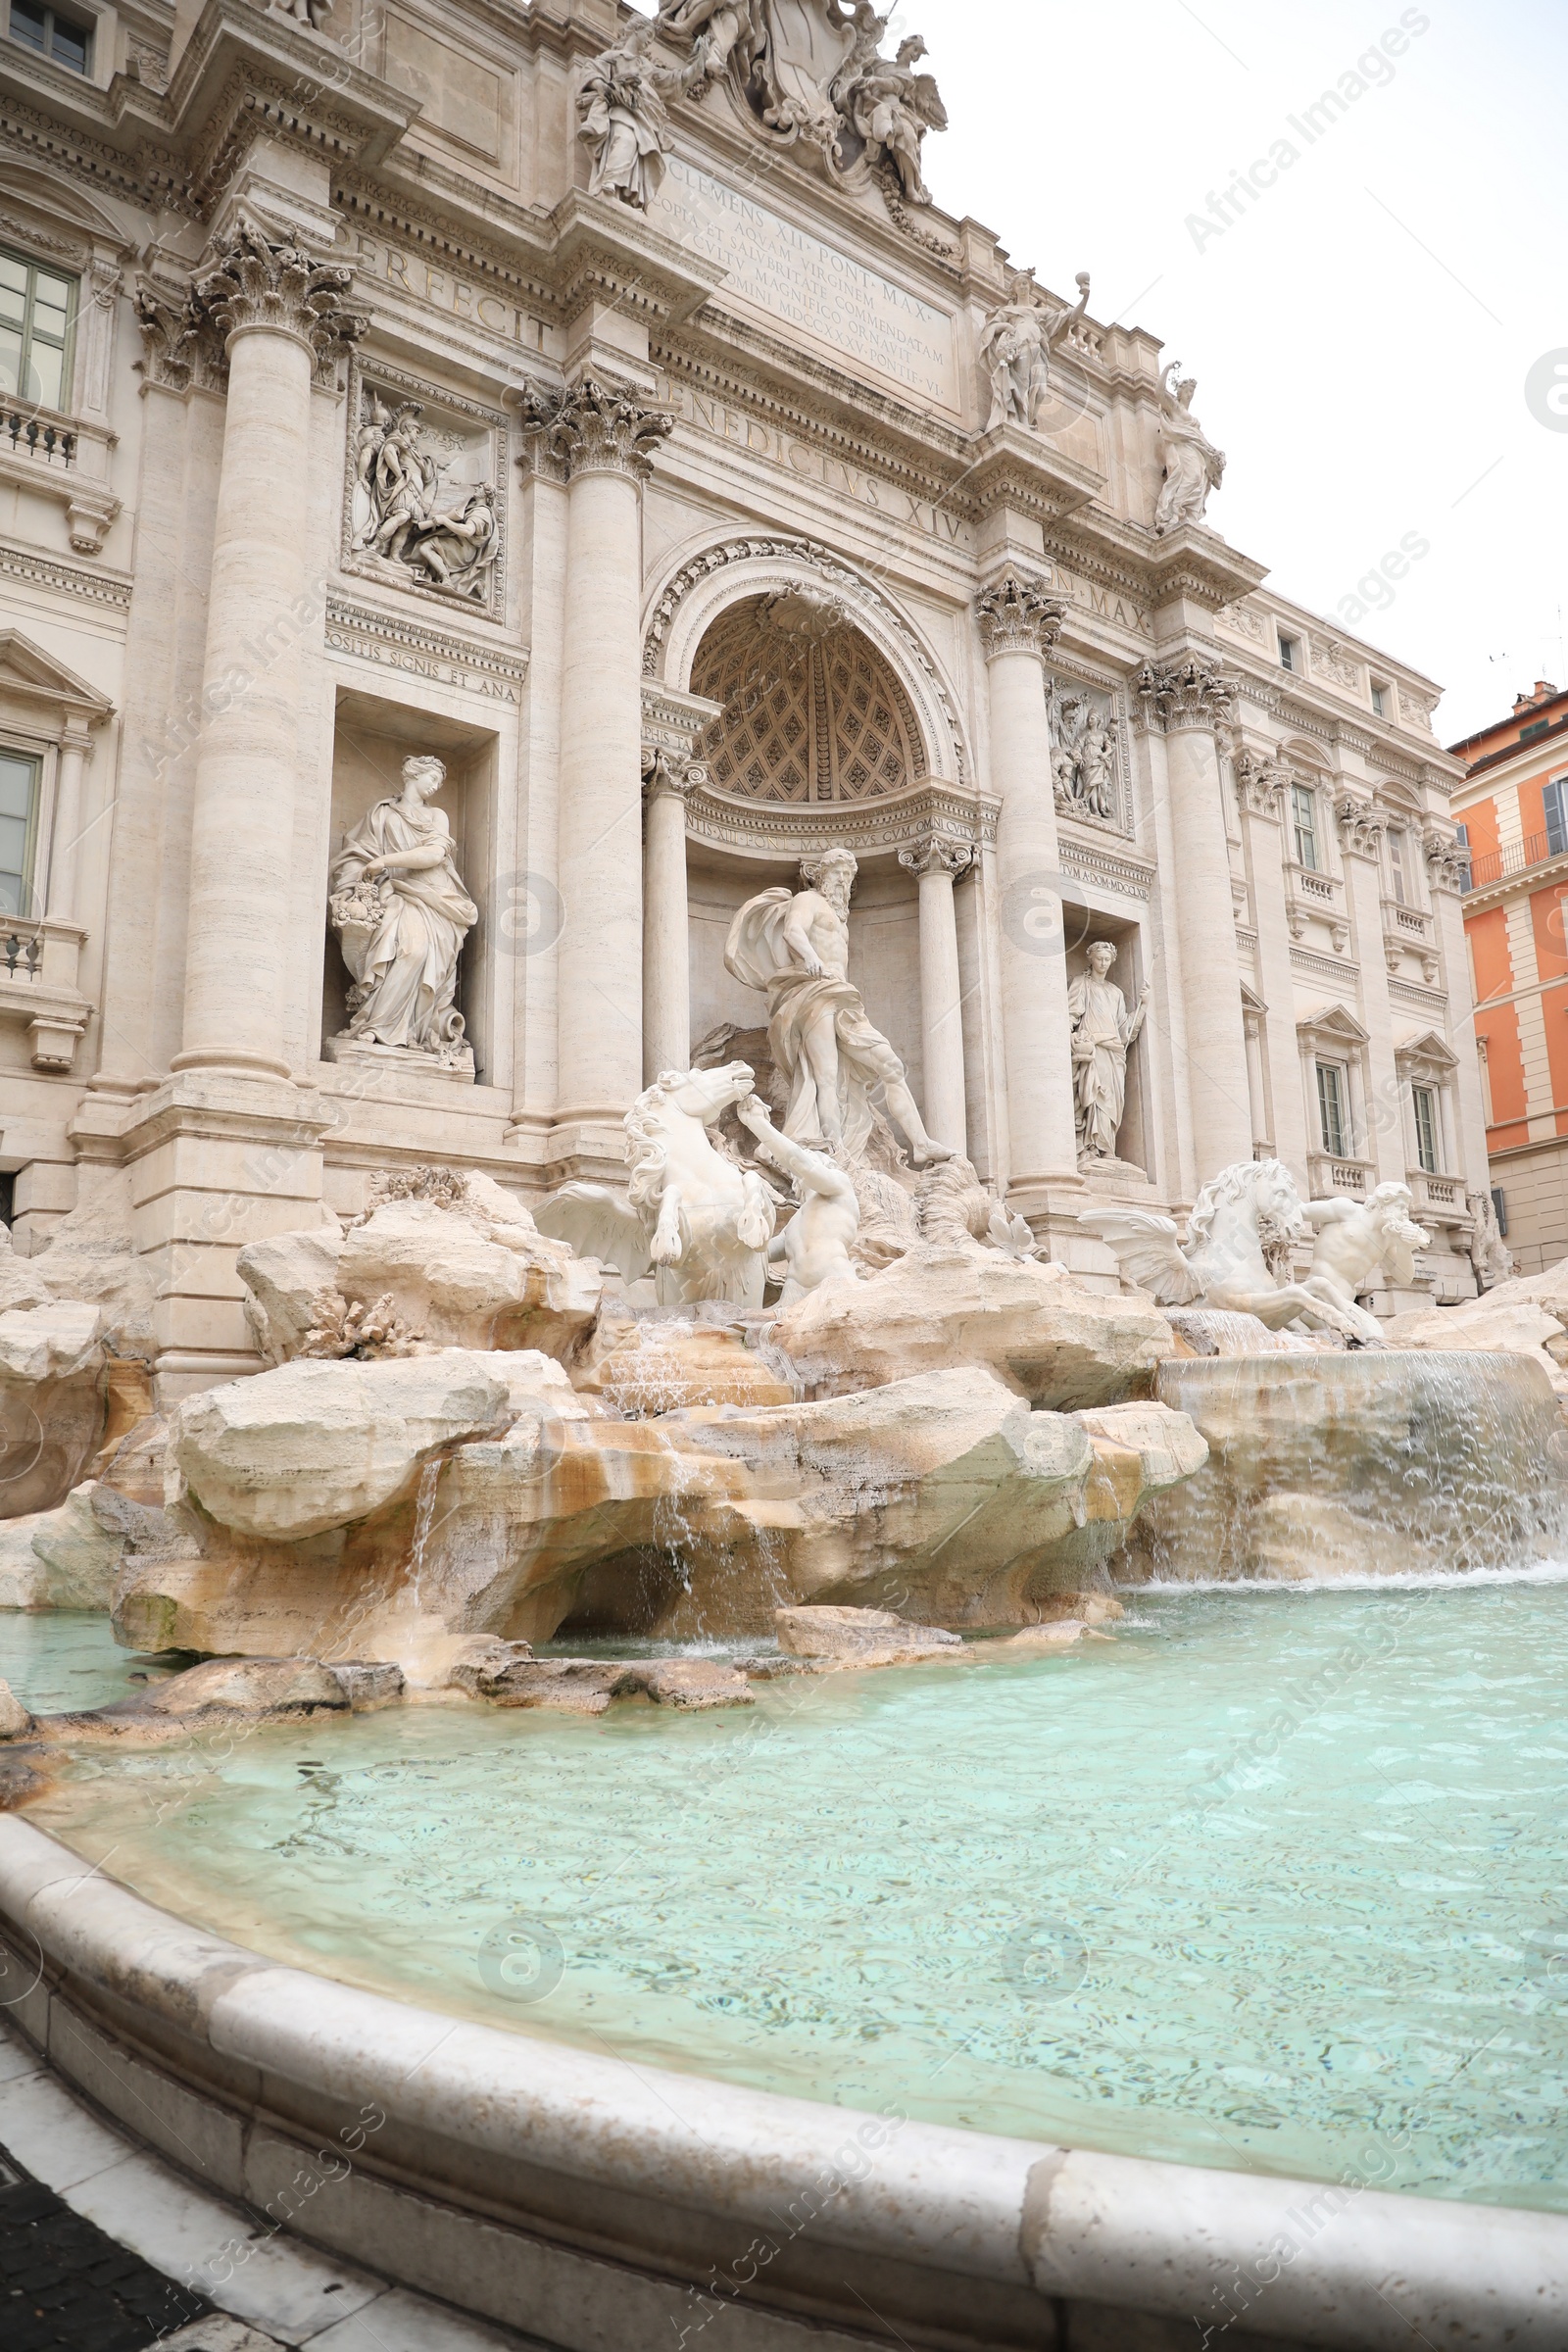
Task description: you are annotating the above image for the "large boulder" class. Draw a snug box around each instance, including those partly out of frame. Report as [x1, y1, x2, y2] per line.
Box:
[235, 1224, 347, 1365]
[0, 1483, 123, 1609]
[24, 1168, 158, 1365]
[773, 1604, 970, 1670]
[173, 1349, 515, 1541]
[336, 1173, 601, 1358]
[573, 1314, 796, 1414]
[772, 1244, 1170, 1410]
[0, 1301, 107, 1520]
[1383, 1296, 1568, 1398]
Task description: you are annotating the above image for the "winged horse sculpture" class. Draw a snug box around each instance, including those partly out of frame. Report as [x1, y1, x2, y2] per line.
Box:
[1078, 1157, 1385, 1345]
[536, 1061, 779, 1309]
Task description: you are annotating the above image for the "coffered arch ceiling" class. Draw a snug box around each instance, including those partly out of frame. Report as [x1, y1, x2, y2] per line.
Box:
[691, 594, 927, 808]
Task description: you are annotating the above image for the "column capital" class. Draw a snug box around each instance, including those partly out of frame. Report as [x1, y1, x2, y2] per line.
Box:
[1134, 656, 1237, 736]
[641, 746, 706, 804]
[522, 375, 675, 483]
[136, 229, 366, 391]
[1423, 826, 1470, 893]
[974, 569, 1067, 662]
[1233, 747, 1289, 818]
[192, 222, 366, 376]
[1335, 792, 1389, 858]
[899, 835, 975, 881]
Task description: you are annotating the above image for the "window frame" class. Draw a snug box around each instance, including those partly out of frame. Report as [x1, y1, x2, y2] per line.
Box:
[1291, 781, 1320, 872]
[1315, 1059, 1349, 1159]
[1370, 681, 1388, 718]
[7, 0, 93, 74]
[1544, 776, 1568, 859]
[0, 745, 42, 921]
[0, 241, 78, 416]
[1411, 1084, 1440, 1176]
[1387, 825, 1409, 905]
[1278, 633, 1298, 674]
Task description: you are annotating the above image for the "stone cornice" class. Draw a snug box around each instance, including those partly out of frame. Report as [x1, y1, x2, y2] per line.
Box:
[1142, 524, 1269, 614]
[963, 425, 1102, 525]
[544, 192, 727, 331]
[168, 0, 418, 192]
[687, 776, 996, 861]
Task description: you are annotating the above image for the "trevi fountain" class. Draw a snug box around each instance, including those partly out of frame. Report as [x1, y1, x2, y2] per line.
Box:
[0, 0, 1563, 2345]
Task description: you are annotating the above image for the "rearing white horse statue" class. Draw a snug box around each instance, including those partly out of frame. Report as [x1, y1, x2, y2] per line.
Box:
[1079, 1158, 1385, 1344]
[536, 1062, 778, 1307]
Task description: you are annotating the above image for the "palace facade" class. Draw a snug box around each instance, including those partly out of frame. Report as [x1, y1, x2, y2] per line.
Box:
[0, 0, 1488, 1393]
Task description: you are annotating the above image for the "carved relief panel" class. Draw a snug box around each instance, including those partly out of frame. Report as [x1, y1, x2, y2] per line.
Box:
[341, 359, 507, 620]
[1046, 674, 1129, 834]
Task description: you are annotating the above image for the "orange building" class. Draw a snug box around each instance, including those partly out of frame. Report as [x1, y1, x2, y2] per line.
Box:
[1450, 680, 1568, 1271]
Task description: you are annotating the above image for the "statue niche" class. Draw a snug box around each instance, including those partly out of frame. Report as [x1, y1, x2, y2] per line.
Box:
[327, 756, 477, 1076]
[692, 594, 925, 806]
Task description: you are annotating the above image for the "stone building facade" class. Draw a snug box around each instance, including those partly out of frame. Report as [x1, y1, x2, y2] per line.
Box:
[0, 0, 1486, 1394]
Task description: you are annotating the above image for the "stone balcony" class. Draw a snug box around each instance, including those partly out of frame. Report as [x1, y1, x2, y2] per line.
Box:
[0, 915, 93, 1069]
[0, 406, 120, 556]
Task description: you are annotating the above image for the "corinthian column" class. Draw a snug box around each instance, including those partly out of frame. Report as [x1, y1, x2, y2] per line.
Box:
[531, 380, 674, 1143]
[899, 836, 974, 1153]
[1137, 658, 1253, 1177]
[642, 748, 700, 1082]
[172, 225, 363, 1080]
[976, 571, 1080, 1207]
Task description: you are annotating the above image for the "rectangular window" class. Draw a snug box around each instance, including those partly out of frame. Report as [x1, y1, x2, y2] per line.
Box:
[1522, 718, 1550, 744]
[1412, 1085, 1440, 1175]
[0, 750, 39, 917]
[1454, 820, 1473, 891]
[1371, 683, 1388, 718]
[8, 0, 92, 72]
[1387, 827, 1408, 905]
[0, 246, 75, 411]
[1292, 783, 1320, 871]
[1493, 1186, 1508, 1239]
[1316, 1061, 1349, 1159]
[1544, 777, 1568, 858]
[1279, 634, 1298, 673]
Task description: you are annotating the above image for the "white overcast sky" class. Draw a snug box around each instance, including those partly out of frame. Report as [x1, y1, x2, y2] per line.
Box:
[629, 0, 1568, 748]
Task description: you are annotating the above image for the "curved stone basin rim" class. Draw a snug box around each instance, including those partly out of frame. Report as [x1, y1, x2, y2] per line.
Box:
[0, 1816, 1562, 2351]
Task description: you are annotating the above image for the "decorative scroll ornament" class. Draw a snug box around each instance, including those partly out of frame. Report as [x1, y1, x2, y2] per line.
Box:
[898, 835, 973, 880]
[642, 746, 708, 801]
[1335, 793, 1389, 859]
[1135, 658, 1237, 734]
[518, 376, 675, 482]
[192, 223, 366, 376]
[974, 570, 1067, 661]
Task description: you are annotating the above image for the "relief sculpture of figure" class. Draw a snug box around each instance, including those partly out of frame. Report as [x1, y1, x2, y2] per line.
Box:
[328, 757, 477, 1067]
[725, 847, 955, 1167]
[1068, 941, 1149, 1164]
[578, 17, 683, 210]
[1152, 363, 1226, 535]
[350, 394, 497, 601]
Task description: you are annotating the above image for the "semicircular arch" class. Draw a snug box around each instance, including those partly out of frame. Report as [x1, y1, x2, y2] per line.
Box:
[643, 534, 970, 789]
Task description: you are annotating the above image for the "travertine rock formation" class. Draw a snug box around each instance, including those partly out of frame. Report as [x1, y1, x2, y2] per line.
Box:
[173, 1349, 516, 1540]
[1384, 1294, 1568, 1398]
[774, 1603, 970, 1669]
[0, 1483, 123, 1610]
[0, 1300, 107, 1520]
[772, 1244, 1171, 1409]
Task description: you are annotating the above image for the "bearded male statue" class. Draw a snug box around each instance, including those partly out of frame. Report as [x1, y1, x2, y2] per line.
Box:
[724, 847, 955, 1166]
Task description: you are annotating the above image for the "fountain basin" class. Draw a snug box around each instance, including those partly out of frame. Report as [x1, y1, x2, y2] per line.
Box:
[1130, 1349, 1568, 1582]
[2, 1796, 1564, 2352]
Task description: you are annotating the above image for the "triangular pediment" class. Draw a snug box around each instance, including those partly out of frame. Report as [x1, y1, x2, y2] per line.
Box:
[1298, 1001, 1370, 1047]
[1395, 1026, 1459, 1069]
[0, 632, 113, 719]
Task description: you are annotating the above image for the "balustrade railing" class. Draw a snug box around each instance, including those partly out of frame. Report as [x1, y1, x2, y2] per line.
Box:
[1461, 829, 1563, 891]
[2, 411, 75, 466]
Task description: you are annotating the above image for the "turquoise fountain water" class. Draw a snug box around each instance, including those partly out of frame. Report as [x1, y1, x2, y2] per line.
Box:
[16, 1570, 1568, 2215]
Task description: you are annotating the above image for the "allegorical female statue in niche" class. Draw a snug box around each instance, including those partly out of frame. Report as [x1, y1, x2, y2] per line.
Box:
[1152, 363, 1226, 536]
[328, 756, 477, 1069]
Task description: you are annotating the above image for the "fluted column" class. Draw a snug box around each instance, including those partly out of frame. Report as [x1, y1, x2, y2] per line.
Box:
[976, 571, 1080, 1204]
[1137, 659, 1253, 1179]
[532, 380, 674, 1129]
[172, 226, 363, 1080]
[899, 836, 973, 1154]
[642, 748, 700, 1082]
